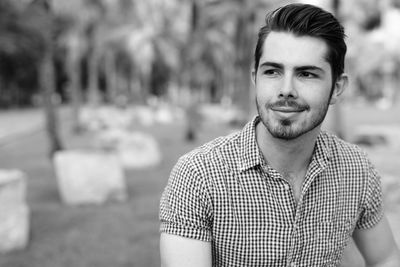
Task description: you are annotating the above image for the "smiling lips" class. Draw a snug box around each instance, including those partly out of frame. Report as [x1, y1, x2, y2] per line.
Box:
[268, 101, 309, 114]
[271, 106, 306, 113]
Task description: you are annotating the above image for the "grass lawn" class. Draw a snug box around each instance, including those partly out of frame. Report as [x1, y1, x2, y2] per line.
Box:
[0, 102, 399, 267]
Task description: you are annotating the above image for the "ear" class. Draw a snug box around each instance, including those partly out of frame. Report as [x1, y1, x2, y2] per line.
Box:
[251, 68, 256, 86]
[329, 73, 348, 105]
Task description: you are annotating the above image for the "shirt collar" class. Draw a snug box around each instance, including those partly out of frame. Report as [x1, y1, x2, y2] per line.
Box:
[238, 116, 263, 172]
[312, 131, 331, 169]
[238, 115, 331, 172]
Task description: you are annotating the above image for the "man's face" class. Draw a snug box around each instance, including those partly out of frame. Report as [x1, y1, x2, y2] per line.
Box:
[252, 31, 344, 140]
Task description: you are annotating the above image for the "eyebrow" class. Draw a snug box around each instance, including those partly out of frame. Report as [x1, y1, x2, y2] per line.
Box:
[259, 62, 283, 69]
[296, 66, 325, 73]
[259, 61, 325, 73]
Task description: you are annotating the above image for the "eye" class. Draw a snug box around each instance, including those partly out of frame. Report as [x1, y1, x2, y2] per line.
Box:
[298, 71, 317, 78]
[263, 69, 280, 76]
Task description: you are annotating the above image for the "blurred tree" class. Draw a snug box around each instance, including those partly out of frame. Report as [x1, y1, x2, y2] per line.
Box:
[29, 0, 63, 155]
[0, 0, 42, 107]
[85, 0, 107, 105]
[192, 0, 277, 114]
[52, 0, 183, 107]
[63, 30, 85, 132]
[53, 0, 121, 130]
[47, 0, 303, 116]
[123, 0, 182, 103]
[53, 0, 105, 131]
[0, 0, 63, 154]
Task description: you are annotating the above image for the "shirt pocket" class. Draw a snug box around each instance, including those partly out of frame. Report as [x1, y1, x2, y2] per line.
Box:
[301, 219, 340, 265]
[315, 220, 337, 248]
[314, 218, 355, 265]
[333, 217, 354, 247]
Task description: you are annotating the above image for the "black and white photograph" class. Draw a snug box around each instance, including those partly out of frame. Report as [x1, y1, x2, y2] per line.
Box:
[0, 0, 399, 266]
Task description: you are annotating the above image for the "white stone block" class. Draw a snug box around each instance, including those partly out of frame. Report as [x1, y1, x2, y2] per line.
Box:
[53, 150, 127, 205]
[0, 205, 30, 253]
[0, 170, 29, 253]
[0, 169, 26, 206]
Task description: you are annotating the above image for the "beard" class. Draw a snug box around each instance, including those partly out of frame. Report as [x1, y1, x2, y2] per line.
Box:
[256, 97, 330, 140]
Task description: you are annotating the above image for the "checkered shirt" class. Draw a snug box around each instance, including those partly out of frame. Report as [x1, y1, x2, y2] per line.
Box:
[160, 116, 384, 267]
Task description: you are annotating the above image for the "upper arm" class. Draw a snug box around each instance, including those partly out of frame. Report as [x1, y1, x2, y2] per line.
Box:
[160, 156, 213, 240]
[159, 156, 213, 266]
[160, 233, 212, 267]
[353, 216, 400, 266]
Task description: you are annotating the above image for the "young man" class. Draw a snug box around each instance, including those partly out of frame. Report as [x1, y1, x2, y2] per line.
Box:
[159, 3, 400, 266]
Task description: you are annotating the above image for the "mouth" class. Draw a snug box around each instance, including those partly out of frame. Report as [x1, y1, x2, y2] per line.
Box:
[265, 100, 309, 119]
[271, 107, 306, 113]
[268, 100, 309, 113]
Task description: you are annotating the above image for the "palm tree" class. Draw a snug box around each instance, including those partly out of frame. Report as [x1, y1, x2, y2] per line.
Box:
[63, 30, 85, 132]
[29, 0, 63, 155]
[53, 0, 116, 130]
[190, 0, 275, 114]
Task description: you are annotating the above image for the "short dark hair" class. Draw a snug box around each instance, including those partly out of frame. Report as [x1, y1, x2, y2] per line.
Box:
[254, 3, 347, 82]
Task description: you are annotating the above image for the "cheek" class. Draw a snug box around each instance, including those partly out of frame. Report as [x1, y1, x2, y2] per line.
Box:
[255, 92, 272, 108]
[301, 87, 332, 106]
[255, 84, 274, 100]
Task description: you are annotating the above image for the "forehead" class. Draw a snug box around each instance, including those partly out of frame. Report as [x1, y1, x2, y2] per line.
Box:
[259, 31, 330, 69]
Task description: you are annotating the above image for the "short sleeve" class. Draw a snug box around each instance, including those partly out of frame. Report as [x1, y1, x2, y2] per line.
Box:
[356, 164, 384, 229]
[159, 156, 213, 241]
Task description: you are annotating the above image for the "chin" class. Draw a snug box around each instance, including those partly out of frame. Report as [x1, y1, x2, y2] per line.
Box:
[270, 128, 303, 140]
[267, 120, 319, 140]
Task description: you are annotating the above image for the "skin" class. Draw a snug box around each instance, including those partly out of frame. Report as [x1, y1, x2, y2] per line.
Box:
[160, 31, 400, 267]
[254, 32, 336, 141]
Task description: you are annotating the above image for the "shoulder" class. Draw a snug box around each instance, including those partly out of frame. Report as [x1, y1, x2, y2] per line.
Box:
[165, 131, 241, 203]
[176, 130, 242, 174]
[320, 131, 372, 169]
[320, 131, 382, 207]
[320, 132, 369, 163]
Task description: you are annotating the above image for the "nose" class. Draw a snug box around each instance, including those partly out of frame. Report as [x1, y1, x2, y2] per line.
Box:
[279, 74, 298, 99]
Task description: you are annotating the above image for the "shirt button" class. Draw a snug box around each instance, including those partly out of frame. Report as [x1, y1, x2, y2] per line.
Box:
[284, 183, 290, 190]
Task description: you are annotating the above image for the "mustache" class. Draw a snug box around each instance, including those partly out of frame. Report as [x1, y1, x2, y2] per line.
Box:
[266, 100, 309, 111]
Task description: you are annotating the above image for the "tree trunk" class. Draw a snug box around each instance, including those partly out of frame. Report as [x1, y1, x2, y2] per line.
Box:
[233, 5, 255, 116]
[40, 44, 63, 156]
[66, 34, 83, 133]
[33, 0, 63, 157]
[184, 0, 201, 141]
[86, 22, 102, 106]
[104, 49, 117, 105]
[87, 44, 101, 105]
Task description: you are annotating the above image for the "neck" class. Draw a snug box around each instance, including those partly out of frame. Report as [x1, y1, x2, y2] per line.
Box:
[255, 122, 320, 176]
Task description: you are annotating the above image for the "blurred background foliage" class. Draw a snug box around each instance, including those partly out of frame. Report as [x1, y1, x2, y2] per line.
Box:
[0, 0, 399, 109]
